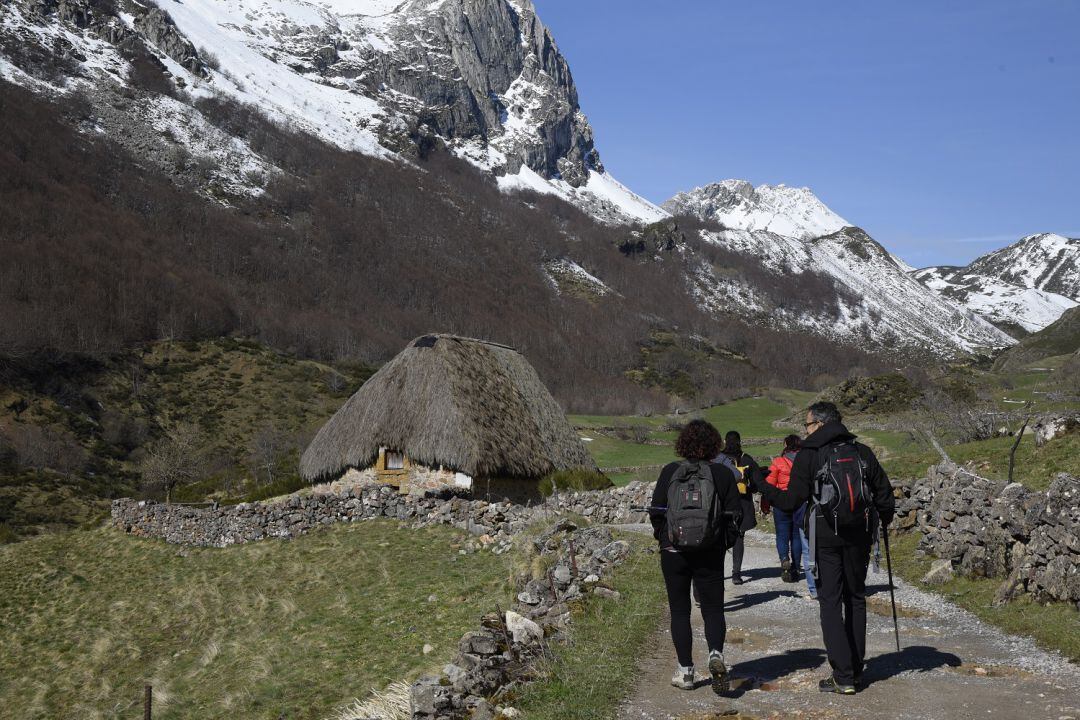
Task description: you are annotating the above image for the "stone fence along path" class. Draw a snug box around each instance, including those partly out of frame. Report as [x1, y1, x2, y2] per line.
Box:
[896, 463, 1079, 604]
[113, 464, 1079, 607]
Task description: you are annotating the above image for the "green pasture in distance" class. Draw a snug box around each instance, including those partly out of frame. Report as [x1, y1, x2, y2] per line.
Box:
[578, 435, 675, 470]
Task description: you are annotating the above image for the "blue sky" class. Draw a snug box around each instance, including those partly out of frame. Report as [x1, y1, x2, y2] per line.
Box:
[533, 1, 1079, 267]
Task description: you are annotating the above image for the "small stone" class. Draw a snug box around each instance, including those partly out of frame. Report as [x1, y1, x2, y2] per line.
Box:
[974, 666, 988, 676]
[922, 558, 954, 585]
[592, 587, 621, 600]
[427, 594, 438, 603]
[505, 610, 544, 645]
[499, 708, 521, 719]
[552, 564, 572, 584]
[422, 643, 434, 655]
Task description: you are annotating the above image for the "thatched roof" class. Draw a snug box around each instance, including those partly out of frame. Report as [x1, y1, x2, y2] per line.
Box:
[300, 335, 596, 482]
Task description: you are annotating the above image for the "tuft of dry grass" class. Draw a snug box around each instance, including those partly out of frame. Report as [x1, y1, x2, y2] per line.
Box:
[0, 521, 514, 719]
[329, 681, 411, 720]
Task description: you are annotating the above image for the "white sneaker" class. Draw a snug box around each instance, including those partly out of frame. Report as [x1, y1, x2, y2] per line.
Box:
[671, 665, 695, 690]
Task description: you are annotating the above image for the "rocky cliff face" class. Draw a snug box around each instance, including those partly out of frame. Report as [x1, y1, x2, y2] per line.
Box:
[914, 234, 1079, 336]
[1, 0, 651, 218]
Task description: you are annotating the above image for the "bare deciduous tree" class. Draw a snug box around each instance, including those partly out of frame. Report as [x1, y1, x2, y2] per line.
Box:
[141, 424, 204, 503]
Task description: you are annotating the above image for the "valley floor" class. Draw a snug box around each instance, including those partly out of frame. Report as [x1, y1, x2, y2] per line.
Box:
[615, 529, 1079, 720]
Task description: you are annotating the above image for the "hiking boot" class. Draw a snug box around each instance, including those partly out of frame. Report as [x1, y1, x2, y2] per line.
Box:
[671, 665, 695, 690]
[819, 677, 856, 695]
[708, 651, 729, 695]
[731, 574, 745, 585]
[780, 560, 792, 582]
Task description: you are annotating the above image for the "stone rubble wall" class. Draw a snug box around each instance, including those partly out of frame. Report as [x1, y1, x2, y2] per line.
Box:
[895, 462, 1079, 604]
[109, 481, 657, 550]
[408, 520, 636, 720]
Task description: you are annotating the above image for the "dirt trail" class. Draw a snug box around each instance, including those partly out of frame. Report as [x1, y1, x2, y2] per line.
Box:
[614, 528, 1079, 720]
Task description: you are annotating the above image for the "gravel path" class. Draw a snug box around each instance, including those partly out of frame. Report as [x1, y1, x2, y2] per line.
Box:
[613, 527, 1079, 720]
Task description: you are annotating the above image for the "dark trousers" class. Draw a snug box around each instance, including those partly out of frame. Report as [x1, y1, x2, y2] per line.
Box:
[661, 549, 726, 667]
[730, 534, 744, 576]
[816, 542, 871, 684]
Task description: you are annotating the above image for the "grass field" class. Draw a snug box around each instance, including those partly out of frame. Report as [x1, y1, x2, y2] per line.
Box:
[513, 533, 666, 719]
[888, 531, 1080, 662]
[574, 393, 810, 484]
[0, 521, 514, 720]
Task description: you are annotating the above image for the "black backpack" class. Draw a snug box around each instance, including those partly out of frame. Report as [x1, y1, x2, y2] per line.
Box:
[665, 461, 723, 550]
[813, 442, 873, 532]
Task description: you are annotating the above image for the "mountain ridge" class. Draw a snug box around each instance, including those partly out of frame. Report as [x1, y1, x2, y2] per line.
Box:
[665, 183, 1013, 354]
[913, 233, 1079, 337]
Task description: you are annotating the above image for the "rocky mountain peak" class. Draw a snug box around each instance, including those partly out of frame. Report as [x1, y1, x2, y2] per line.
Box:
[662, 179, 849, 240]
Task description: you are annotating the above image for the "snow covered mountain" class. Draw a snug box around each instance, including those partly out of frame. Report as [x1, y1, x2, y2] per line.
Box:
[913, 234, 1080, 336]
[0, 0, 664, 223]
[666, 183, 1013, 354]
[0, 0, 1015, 359]
[665, 180, 849, 241]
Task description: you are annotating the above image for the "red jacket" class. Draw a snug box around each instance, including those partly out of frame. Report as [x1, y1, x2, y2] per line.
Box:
[767, 454, 795, 491]
[760, 452, 796, 514]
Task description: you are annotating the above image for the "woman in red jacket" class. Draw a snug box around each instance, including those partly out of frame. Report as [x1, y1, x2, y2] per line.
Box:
[764, 434, 802, 582]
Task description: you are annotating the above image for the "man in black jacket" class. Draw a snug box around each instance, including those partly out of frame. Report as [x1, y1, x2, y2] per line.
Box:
[752, 401, 894, 694]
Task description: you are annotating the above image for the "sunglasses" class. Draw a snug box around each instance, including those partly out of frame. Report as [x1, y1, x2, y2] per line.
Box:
[804, 421, 820, 429]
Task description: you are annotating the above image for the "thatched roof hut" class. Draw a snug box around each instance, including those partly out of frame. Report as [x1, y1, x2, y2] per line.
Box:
[300, 334, 596, 485]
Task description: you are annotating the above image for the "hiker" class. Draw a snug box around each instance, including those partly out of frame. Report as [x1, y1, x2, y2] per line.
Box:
[650, 419, 742, 694]
[751, 401, 894, 694]
[764, 434, 805, 586]
[717, 430, 762, 585]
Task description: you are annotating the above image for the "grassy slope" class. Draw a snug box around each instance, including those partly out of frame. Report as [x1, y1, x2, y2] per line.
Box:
[888, 531, 1080, 662]
[513, 533, 666, 719]
[0, 521, 513, 720]
[0, 338, 371, 538]
[880, 434, 1080, 491]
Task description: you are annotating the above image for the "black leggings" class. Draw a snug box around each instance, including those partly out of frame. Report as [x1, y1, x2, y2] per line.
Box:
[661, 549, 727, 667]
[731, 533, 745, 576]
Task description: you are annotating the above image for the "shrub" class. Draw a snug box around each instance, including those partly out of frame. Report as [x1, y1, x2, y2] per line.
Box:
[0, 523, 17, 544]
[199, 47, 222, 72]
[538, 468, 613, 497]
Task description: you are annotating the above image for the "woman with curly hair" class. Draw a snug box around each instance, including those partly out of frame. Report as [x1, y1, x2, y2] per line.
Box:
[649, 419, 742, 694]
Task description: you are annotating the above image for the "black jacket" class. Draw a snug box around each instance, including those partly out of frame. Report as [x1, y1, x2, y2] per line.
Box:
[756, 422, 894, 547]
[719, 449, 761, 531]
[650, 461, 742, 550]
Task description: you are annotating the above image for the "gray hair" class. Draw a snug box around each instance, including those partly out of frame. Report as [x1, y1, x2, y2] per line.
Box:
[808, 401, 842, 426]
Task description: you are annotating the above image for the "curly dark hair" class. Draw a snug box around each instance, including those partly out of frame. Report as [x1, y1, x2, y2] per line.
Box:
[784, 434, 801, 452]
[675, 419, 723, 461]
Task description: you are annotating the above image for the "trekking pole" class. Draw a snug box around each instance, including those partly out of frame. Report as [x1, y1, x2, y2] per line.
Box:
[881, 525, 901, 652]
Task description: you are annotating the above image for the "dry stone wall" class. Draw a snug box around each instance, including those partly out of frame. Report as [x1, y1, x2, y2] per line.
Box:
[895, 462, 1079, 605]
[110, 481, 655, 549]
